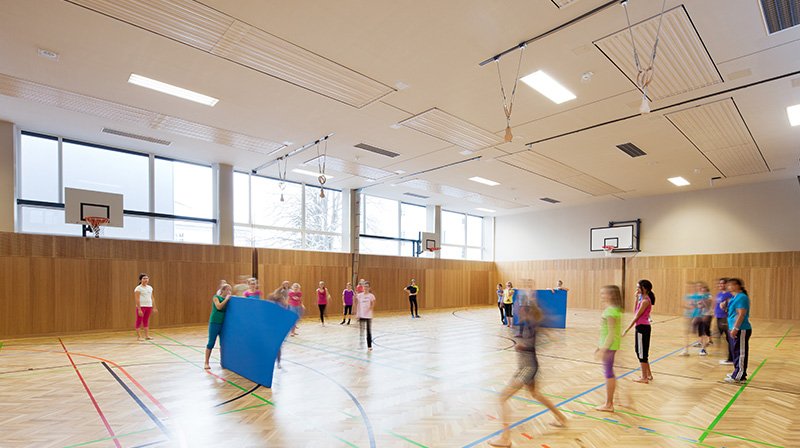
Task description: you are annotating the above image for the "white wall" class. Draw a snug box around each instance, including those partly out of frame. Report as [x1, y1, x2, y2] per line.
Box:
[496, 178, 800, 261]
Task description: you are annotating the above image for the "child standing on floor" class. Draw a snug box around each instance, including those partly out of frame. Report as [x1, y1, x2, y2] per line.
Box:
[243, 277, 262, 299]
[341, 282, 354, 325]
[288, 283, 304, 336]
[316, 281, 330, 325]
[489, 300, 567, 447]
[496, 283, 506, 325]
[356, 281, 376, 351]
[134, 273, 158, 341]
[204, 283, 232, 369]
[596, 285, 622, 412]
[503, 282, 515, 328]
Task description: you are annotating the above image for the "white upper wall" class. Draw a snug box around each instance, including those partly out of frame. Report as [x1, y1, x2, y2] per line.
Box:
[495, 178, 800, 261]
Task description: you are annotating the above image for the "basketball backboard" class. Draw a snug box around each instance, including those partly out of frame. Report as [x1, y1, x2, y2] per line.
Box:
[590, 223, 638, 252]
[65, 188, 124, 227]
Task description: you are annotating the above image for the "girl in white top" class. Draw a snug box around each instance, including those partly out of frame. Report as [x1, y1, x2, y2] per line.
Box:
[356, 281, 376, 351]
[134, 273, 157, 341]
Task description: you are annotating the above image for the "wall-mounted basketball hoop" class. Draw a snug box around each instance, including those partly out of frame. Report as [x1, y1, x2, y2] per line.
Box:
[84, 216, 109, 238]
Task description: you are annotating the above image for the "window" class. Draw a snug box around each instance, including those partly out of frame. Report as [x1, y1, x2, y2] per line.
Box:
[233, 172, 343, 252]
[17, 132, 216, 242]
[363, 195, 399, 237]
[440, 210, 484, 260]
[359, 194, 429, 257]
[400, 203, 426, 240]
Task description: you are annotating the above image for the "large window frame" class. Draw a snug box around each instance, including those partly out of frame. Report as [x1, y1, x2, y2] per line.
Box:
[16, 131, 217, 243]
[359, 194, 427, 257]
[233, 171, 343, 252]
[440, 210, 484, 260]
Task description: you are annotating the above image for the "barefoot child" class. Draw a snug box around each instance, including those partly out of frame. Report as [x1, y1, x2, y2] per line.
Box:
[596, 285, 622, 412]
[288, 283, 304, 336]
[134, 273, 158, 341]
[341, 282, 354, 325]
[489, 300, 567, 447]
[204, 283, 232, 369]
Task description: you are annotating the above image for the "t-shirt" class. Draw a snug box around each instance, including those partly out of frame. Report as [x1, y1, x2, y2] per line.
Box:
[406, 285, 419, 298]
[727, 292, 752, 330]
[288, 291, 302, 307]
[714, 291, 732, 318]
[357, 292, 375, 319]
[702, 293, 714, 316]
[209, 295, 226, 324]
[503, 288, 515, 304]
[496, 289, 504, 303]
[135, 285, 153, 307]
[599, 306, 622, 351]
[317, 288, 328, 305]
[634, 294, 652, 326]
[687, 293, 705, 319]
[356, 284, 364, 294]
[243, 290, 261, 299]
[343, 289, 354, 306]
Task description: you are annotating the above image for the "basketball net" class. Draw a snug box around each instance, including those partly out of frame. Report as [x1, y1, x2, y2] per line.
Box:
[602, 245, 616, 257]
[84, 216, 109, 238]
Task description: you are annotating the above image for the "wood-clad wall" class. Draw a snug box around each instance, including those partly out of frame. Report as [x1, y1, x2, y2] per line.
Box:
[494, 258, 624, 311]
[625, 252, 800, 320]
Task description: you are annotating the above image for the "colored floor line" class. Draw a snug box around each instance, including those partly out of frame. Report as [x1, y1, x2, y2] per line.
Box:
[62, 427, 160, 448]
[149, 334, 362, 448]
[387, 430, 430, 448]
[462, 345, 686, 448]
[698, 358, 768, 443]
[775, 326, 792, 348]
[58, 338, 122, 448]
[101, 362, 171, 437]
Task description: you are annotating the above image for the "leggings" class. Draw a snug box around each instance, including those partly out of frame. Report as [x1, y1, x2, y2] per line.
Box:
[318, 304, 326, 323]
[503, 303, 513, 323]
[207, 322, 223, 349]
[135, 306, 153, 328]
[602, 349, 617, 379]
[343, 305, 353, 316]
[498, 302, 506, 323]
[409, 296, 418, 316]
[634, 324, 651, 363]
[359, 318, 372, 348]
[717, 318, 732, 361]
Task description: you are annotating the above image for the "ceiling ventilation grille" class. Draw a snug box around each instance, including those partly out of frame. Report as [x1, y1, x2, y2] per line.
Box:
[665, 98, 769, 177]
[501, 151, 624, 196]
[403, 192, 429, 199]
[540, 197, 561, 204]
[102, 128, 171, 145]
[354, 143, 400, 158]
[0, 73, 285, 154]
[615, 142, 647, 158]
[303, 155, 393, 180]
[398, 108, 502, 151]
[594, 6, 722, 101]
[760, 0, 800, 34]
[65, 0, 394, 108]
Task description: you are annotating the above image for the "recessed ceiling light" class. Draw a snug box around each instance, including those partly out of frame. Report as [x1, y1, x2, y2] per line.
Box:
[389, 123, 402, 129]
[788, 104, 800, 126]
[394, 169, 406, 174]
[459, 149, 475, 156]
[475, 207, 496, 213]
[469, 176, 500, 186]
[37, 48, 59, 61]
[128, 74, 219, 106]
[292, 168, 334, 179]
[668, 176, 690, 186]
[520, 70, 576, 104]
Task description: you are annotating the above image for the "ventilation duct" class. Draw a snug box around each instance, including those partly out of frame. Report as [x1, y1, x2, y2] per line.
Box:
[760, 0, 800, 34]
[403, 192, 429, 199]
[615, 142, 647, 158]
[101, 128, 171, 145]
[540, 197, 561, 204]
[354, 143, 400, 158]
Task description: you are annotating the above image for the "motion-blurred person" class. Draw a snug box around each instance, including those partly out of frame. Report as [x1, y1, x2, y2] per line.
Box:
[595, 285, 623, 412]
[232, 275, 249, 296]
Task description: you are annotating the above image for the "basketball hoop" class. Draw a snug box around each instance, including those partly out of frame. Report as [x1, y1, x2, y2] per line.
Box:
[427, 247, 441, 253]
[602, 245, 617, 256]
[84, 216, 109, 238]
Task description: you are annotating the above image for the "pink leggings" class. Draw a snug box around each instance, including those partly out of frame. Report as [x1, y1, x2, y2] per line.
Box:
[136, 307, 153, 328]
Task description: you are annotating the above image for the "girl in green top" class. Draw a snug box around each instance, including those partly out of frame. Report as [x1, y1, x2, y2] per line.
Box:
[204, 283, 233, 370]
[596, 285, 622, 412]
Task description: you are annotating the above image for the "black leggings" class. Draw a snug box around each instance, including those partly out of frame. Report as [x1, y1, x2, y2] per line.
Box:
[717, 318, 732, 361]
[343, 305, 352, 316]
[409, 296, 418, 316]
[498, 302, 506, 323]
[359, 318, 372, 348]
[318, 304, 326, 323]
[503, 303, 513, 323]
[635, 324, 651, 363]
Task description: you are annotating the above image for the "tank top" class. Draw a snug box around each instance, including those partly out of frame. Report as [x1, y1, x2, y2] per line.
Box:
[634, 294, 652, 326]
[317, 288, 328, 305]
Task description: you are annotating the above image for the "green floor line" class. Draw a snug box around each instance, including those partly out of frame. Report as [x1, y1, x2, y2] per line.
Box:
[217, 402, 271, 415]
[62, 427, 158, 448]
[387, 430, 430, 448]
[698, 358, 767, 443]
[775, 326, 792, 348]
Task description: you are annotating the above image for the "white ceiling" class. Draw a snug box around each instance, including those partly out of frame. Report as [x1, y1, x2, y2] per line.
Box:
[1, 0, 799, 216]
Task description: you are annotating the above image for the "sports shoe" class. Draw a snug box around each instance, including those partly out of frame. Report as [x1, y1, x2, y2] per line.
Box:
[680, 350, 690, 356]
[719, 360, 733, 365]
[699, 349, 707, 356]
[724, 376, 743, 384]
[415, 314, 421, 318]
[692, 342, 702, 347]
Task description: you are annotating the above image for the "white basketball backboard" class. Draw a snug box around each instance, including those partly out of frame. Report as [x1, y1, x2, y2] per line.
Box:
[64, 188, 124, 227]
[590, 225, 635, 252]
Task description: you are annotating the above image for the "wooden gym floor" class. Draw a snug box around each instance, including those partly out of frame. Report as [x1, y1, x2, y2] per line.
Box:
[1, 308, 797, 448]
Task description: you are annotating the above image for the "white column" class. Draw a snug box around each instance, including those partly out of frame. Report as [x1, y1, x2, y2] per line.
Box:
[0, 121, 16, 233]
[216, 163, 234, 245]
[341, 189, 352, 253]
[427, 205, 441, 259]
[483, 216, 495, 261]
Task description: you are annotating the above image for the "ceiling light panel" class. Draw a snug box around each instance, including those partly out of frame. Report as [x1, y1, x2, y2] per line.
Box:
[475, 207, 496, 213]
[0, 73, 285, 155]
[66, 0, 394, 108]
[399, 108, 503, 151]
[293, 168, 334, 179]
[668, 176, 690, 186]
[788, 104, 800, 126]
[399, 179, 477, 199]
[303, 155, 393, 180]
[128, 74, 218, 106]
[519, 71, 576, 104]
[666, 98, 769, 177]
[594, 6, 722, 101]
[501, 151, 624, 196]
[468, 176, 500, 186]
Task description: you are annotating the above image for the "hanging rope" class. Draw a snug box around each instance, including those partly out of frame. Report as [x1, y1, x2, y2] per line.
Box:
[277, 157, 287, 202]
[623, 0, 667, 114]
[316, 138, 328, 198]
[495, 44, 526, 142]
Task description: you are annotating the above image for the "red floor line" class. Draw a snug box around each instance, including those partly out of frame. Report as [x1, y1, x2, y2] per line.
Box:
[58, 338, 122, 448]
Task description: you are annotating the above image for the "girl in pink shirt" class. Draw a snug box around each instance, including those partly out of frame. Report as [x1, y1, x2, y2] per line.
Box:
[623, 279, 655, 383]
[288, 283, 304, 336]
[243, 277, 262, 299]
[316, 281, 330, 326]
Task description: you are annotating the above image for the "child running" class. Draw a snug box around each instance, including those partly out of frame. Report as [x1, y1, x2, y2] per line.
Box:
[204, 283, 232, 369]
[134, 273, 157, 341]
[596, 285, 622, 412]
[356, 281, 376, 351]
[316, 281, 329, 326]
[488, 300, 567, 447]
[288, 283, 304, 336]
[243, 277, 262, 299]
[341, 282, 354, 325]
